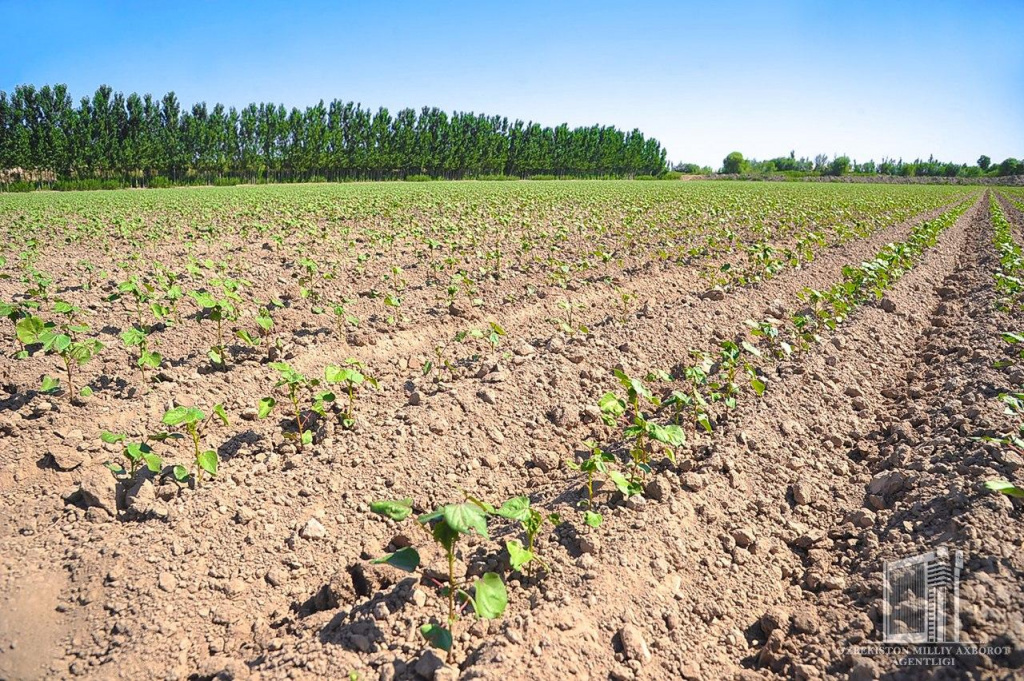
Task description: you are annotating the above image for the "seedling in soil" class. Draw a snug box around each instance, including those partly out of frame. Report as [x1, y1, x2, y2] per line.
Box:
[331, 301, 359, 337]
[35, 301, 103, 398]
[2, 299, 39, 358]
[995, 332, 1024, 369]
[100, 430, 172, 478]
[325, 359, 378, 429]
[370, 498, 508, 657]
[985, 480, 1024, 498]
[114, 277, 155, 326]
[716, 340, 766, 401]
[567, 440, 614, 527]
[191, 279, 243, 369]
[121, 325, 162, 385]
[495, 496, 560, 573]
[456, 321, 507, 355]
[746, 318, 792, 360]
[603, 369, 685, 477]
[259, 362, 335, 446]
[161, 404, 229, 485]
[553, 299, 589, 336]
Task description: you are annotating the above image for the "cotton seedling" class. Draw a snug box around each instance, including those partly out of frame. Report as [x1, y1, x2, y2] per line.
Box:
[370, 497, 508, 657]
[161, 404, 229, 486]
[113, 277, 155, 326]
[495, 496, 560, 573]
[603, 369, 685, 476]
[34, 301, 103, 398]
[985, 480, 1024, 498]
[458, 321, 506, 353]
[325, 359, 378, 429]
[100, 430, 172, 478]
[330, 301, 359, 338]
[1, 299, 39, 358]
[716, 340, 766, 402]
[567, 441, 615, 527]
[296, 257, 323, 311]
[190, 280, 243, 368]
[746, 318, 792, 359]
[995, 332, 1024, 369]
[121, 325, 162, 385]
[554, 299, 588, 336]
[258, 362, 335, 446]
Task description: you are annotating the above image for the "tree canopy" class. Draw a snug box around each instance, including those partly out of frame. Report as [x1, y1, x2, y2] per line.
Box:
[0, 84, 668, 185]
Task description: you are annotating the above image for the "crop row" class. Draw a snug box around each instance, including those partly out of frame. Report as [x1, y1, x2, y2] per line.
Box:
[986, 193, 1024, 500]
[371, 199, 975, 657]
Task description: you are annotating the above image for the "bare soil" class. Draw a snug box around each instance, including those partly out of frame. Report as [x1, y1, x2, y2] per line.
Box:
[0, 192, 1021, 681]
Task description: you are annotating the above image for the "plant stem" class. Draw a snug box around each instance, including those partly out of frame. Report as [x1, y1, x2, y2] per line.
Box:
[62, 354, 74, 398]
[190, 424, 202, 485]
[447, 547, 456, 627]
[290, 387, 303, 443]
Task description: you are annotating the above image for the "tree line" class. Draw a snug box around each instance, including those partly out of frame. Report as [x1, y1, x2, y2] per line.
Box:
[717, 151, 1022, 178]
[0, 84, 668, 186]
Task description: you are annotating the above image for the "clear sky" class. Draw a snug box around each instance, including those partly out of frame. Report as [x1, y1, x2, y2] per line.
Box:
[2, 0, 1021, 168]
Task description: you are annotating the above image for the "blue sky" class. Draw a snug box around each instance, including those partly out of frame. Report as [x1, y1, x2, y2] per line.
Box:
[2, 0, 1021, 167]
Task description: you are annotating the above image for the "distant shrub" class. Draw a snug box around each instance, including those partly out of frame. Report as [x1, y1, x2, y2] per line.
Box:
[212, 176, 240, 186]
[634, 174, 657, 181]
[308, 175, 328, 183]
[404, 174, 433, 182]
[528, 174, 556, 180]
[476, 174, 518, 181]
[53, 179, 123, 191]
[149, 176, 173, 189]
[661, 171, 682, 180]
[1, 181, 34, 192]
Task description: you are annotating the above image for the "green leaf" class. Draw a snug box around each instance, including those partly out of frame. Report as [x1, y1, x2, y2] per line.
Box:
[235, 329, 258, 346]
[162, 406, 201, 426]
[172, 464, 189, 482]
[212, 404, 229, 426]
[419, 624, 452, 652]
[741, 341, 762, 357]
[79, 386, 94, 397]
[139, 350, 162, 369]
[257, 397, 276, 419]
[986, 480, 1024, 498]
[197, 450, 218, 476]
[370, 498, 414, 521]
[16, 316, 48, 344]
[584, 511, 603, 528]
[650, 423, 685, 448]
[505, 539, 533, 571]
[471, 573, 507, 619]
[608, 470, 642, 498]
[301, 429, 313, 445]
[39, 375, 60, 394]
[443, 502, 490, 538]
[750, 377, 766, 396]
[141, 452, 162, 473]
[496, 496, 532, 522]
[100, 431, 125, 444]
[371, 546, 420, 572]
[598, 392, 625, 419]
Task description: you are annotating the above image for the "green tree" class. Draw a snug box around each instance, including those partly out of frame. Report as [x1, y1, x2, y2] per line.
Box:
[722, 151, 745, 174]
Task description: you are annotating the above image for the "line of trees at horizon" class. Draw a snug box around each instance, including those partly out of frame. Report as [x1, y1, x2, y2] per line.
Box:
[0, 84, 668, 187]
[711, 151, 1023, 178]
